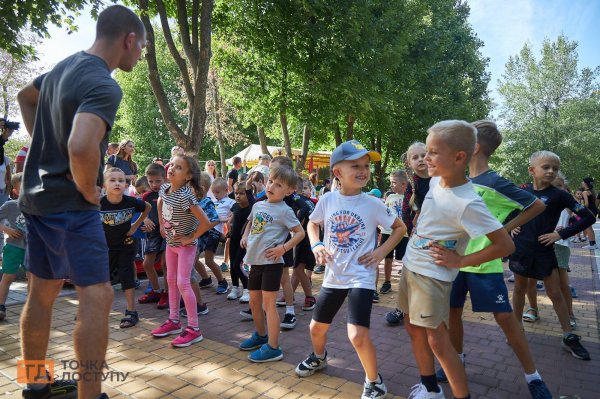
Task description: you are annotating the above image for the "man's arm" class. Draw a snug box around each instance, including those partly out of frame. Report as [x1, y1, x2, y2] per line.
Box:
[17, 82, 40, 136]
[68, 113, 106, 205]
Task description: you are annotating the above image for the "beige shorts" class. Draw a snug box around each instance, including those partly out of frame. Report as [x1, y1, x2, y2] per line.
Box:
[398, 268, 452, 329]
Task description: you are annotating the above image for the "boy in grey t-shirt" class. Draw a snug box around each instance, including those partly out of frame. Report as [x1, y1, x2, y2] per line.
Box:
[239, 166, 305, 363]
[0, 173, 27, 320]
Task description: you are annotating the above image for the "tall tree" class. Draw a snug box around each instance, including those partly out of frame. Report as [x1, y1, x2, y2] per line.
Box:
[495, 35, 600, 184]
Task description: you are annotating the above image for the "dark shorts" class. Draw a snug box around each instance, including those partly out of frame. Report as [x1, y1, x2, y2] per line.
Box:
[449, 271, 512, 313]
[283, 249, 294, 267]
[248, 264, 284, 291]
[144, 233, 166, 255]
[25, 211, 109, 287]
[509, 252, 558, 280]
[313, 287, 374, 328]
[294, 240, 316, 270]
[381, 234, 408, 260]
[203, 233, 220, 254]
[110, 246, 136, 290]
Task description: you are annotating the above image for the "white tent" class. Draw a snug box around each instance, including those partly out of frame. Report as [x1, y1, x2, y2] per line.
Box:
[226, 144, 331, 169]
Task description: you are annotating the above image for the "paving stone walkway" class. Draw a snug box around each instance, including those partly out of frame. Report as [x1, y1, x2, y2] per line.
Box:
[1, 227, 599, 398]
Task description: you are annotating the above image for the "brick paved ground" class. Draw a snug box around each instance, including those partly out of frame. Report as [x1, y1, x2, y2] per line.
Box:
[1, 229, 599, 398]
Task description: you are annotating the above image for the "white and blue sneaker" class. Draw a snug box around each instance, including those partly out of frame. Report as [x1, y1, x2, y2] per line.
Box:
[362, 374, 387, 399]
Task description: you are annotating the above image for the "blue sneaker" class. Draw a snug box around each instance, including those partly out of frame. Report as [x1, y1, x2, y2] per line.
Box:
[239, 332, 268, 351]
[527, 379, 552, 399]
[220, 262, 229, 272]
[249, 343, 283, 363]
[216, 279, 229, 294]
[144, 284, 154, 294]
[570, 285, 578, 298]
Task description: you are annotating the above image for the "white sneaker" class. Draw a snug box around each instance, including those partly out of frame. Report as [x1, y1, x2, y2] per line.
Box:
[507, 273, 515, 283]
[227, 286, 242, 300]
[239, 289, 250, 303]
[408, 383, 445, 399]
[582, 244, 597, 250]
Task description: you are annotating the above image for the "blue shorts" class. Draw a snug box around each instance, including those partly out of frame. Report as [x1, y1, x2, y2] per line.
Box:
[449, 271, 512, 313]
[25, 211, 109, 287]
[144, 233, 166, 254]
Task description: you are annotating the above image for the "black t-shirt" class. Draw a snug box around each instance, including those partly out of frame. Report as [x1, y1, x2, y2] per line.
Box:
[20, 52, 122, 216]
[230, 203, 252, 240]
[284, 193, 314, 247]
[227, 169, 239, 192]
[142, 190, 160, 236]
[413, 176, 431, 210]
[100, 195, 146, 249]
[513, 184, 595, 255]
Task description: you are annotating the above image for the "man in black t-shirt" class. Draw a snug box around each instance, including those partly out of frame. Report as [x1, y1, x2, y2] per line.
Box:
[227, 156, 242, 194]
[17, 6, 146, 399]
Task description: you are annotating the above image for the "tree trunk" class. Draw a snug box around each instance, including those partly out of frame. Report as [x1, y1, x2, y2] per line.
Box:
[210, 70, 227, 177]
[346, 113, 354, 140]
[297, 125, 310, 173]
[371, 136, 382, 189]
[333, 123, 342, 147]
[280, 112, 292, 158]
[257, 126, 269, 155]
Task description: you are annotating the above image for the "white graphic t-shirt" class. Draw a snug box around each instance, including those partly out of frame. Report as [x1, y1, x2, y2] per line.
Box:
[403, 177, 503, 282]
[381, 193, 404, 235]
[214, 197, 235, 233]
[310, 191, 397, 289]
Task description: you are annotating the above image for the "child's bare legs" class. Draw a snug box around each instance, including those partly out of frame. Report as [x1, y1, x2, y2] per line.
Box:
[542, 269, 572, 332]
[448, 307, 465, 352]
[195, 258, 210, 280]
[160, 252, 168, 293]
[263, 291, 280, 348]
[191, 281, 203, 305]
[494, 312, 536, 373]
[124, 288, 135, 311]
[584, 225, 595, 242]
[406, 317, 469, 397]
[0, 273, 17, 305]
[512, 274, 529, 322]
[558, 269, 573, 316]
[142, 252, 161, 291]
[224, 238, 231, 264]
[249, 289, 265, 334]
[348, 324, 378, 381]
[204, 251, 224, 281]
[526, 278, 538, 310]
[280, 268, 294, 304]
[291, 264, 311, 297]
[309, 320, 331, 355]
[383, 258, 393, 284]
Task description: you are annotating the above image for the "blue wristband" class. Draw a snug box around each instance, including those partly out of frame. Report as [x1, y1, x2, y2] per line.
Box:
[311, 242, 325, 251]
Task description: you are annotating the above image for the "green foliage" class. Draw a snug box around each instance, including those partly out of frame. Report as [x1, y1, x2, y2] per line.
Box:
[0, 0, 105, 59]
[495, 35, 600, 185]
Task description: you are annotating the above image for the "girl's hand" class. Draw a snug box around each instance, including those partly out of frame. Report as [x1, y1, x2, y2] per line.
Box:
[160, 225, 167, 238]
[143, 219, 156, 232]
[430, 243, 463, 268]
[179, 234, 195, 246]
[313, 245, 333, 265]
[538, 231, 561, 246]
[265, 244, 286, 261]
[358, 249, 384, 268]
[240, 236, 248, 249]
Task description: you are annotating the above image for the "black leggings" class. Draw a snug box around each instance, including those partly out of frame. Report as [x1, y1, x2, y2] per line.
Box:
[229, 239, 248, 289]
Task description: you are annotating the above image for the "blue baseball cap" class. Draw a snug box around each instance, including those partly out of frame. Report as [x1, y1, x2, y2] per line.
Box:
[367, 188, 382, 198]
[330, 140, 381, 168]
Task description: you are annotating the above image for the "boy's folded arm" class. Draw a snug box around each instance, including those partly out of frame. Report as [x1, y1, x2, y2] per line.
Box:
[459, 227, 515, 268]
[307, 221, 321, 247]
[503, 199, 545, 232]
[286, 224, 306, 250]
[375, 218, 406, 255]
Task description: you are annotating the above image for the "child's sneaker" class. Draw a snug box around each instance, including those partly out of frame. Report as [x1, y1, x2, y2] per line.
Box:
[239, 331, 268, 351]
[220, 262, 229, 272]
[248, 343, 283, 363]
[314, 265, 325, 274]
[372, 291, 380, 303]
[562, 333, 591, 360]
[582, 243, 598, 250]
[379, 281, 392, 294]
[239, 289, 250, 304]
[276, 296, 287, 307]
[295, 352, 327, 377]
[216, 279, 229, 294]
[302, 296, 316, 311]
[171, 327, 204, 347]
[156, 291, 169, 309]
[151, 319, 182, 337]
[570, 316, 577, 329]
[536, 281, 544, 291]
[144, 284, 154, 294]
[280, 313, 297, 329]
[527, 379, 552, 399]
[0, 304, 6, 321]
[385, 309, 404, 325]
[138, 290, 161, 304]
[227, 286, 242, 300]
[181, 303, 209, 317]
[22, 378, 78, 399]
[199, 277, 214, 288]
[133, 279, 141, 289]
[408, 383, 445, 398]
[240, 308, 253, 320]
[507, 273, 515, 282]
[361, 374, 387, 399]
[570, 285, 578, 298]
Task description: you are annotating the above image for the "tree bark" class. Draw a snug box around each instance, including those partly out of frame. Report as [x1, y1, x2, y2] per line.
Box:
[297, 125, 310, 173]
[333, 122, 342, 147]
[210, 70, 227, 177]
[257, 126, 269, 155]
[346, 113, 354, 140]
[280, 112, 292, 158]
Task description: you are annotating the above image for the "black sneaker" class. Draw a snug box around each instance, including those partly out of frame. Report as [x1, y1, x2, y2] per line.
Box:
[240, 309, 253, 320]
[372, 292, 380, 303]
[0, 304, 6, 321]
[379, 281, 392, 294]
[295, 351, 328, 377]
[384, 309, 404, 325]
[22, 379, 77, 399]
[562, 333, 591, 360]
[199, 277, 214, 288]
[181, 303, 209, 317]
[361, 374, 387, 399]
[314, 265, 325, 274]
[280, 313, 297, 329]
[527, 379, 552, 399]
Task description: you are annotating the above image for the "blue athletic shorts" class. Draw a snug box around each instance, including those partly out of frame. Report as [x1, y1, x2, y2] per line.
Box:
[449, 271, 512, 313]
[25, 211, 109, 287]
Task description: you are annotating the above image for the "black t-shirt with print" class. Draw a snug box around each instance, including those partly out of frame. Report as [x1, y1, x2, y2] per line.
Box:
[101, 195, 146, 249]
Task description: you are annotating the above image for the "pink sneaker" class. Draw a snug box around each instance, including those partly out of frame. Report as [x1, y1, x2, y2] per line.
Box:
[171, 327, 204, 347]
[151, 319, 182, 337]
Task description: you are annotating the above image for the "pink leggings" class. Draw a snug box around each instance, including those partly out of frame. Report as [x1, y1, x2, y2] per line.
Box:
[166, 245, 198, 328]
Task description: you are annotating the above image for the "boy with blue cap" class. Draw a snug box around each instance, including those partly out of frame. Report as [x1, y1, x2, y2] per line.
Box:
[295, 140, 407, 399]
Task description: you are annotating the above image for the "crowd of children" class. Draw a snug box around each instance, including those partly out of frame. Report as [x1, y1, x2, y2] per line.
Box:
[3, 120, 598, 399]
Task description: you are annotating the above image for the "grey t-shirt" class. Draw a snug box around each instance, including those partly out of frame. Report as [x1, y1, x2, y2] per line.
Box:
[19, 51, 123, 216]
[0, 200, 27, 249]
[244, 201, 300, 265]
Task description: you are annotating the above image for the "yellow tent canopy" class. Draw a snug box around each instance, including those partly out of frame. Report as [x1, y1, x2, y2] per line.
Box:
[226, 144, 331, 170]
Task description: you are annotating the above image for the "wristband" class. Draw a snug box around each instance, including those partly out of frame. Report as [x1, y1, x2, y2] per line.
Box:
[282, 243, 287, 252]
[311, 242, 325, 251]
